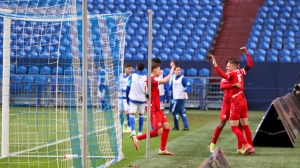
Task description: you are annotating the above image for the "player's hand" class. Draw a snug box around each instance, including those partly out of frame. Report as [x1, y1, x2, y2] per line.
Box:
[240, 47, 248, 54]
[182, 92, 188, 99]
[233, 83, 241, 88]
[170, 65, 175, 74]
[210, 55, 218, 67]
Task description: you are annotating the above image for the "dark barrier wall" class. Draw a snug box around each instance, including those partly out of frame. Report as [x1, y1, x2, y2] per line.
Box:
[240, 62, 300, 110]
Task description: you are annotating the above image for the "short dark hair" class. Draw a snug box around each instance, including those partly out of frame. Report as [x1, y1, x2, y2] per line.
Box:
[226, 58, 238, 64]
[171, 60, 178, 66]
[152, 58, 161, 64]
[151, 62, 160, 71]
[136, 63, 145, 71]
[124, 63, 132, 68]
[227, 59, 239, 66]
[175, 66, 181, 70]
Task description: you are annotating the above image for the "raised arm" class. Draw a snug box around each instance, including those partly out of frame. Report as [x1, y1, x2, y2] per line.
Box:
[240, 47, 253, 72]
[159, 66, 175, 84]
[210, 55, 231, 79]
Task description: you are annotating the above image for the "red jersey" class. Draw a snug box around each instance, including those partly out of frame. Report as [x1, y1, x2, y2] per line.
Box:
[220, 78, 231, 103]
[146, 75, 160, 112]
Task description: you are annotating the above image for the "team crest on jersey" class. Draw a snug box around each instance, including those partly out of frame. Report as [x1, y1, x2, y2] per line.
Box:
[158, 122, 161, 126]
[222, 115, 226, 119]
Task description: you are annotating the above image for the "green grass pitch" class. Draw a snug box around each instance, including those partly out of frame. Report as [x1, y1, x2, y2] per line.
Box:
[1, 109, 300, 168]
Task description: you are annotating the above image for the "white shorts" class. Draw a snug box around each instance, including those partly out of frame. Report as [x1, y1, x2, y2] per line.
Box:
[160, 101, 165, 110]
[118, 99, 129, 111]
[129, 102, 145, 115]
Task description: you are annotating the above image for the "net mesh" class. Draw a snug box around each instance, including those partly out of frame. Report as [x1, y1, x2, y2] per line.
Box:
[0, 0, 130, 167]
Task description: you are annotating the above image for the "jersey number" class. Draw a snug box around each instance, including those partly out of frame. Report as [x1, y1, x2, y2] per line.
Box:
[237, 74, 242, 82]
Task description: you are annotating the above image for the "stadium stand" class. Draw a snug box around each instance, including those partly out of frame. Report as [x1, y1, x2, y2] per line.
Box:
[242, 0, 300, 62]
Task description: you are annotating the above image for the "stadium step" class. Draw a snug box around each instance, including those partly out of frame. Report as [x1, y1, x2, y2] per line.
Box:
[210, 0, 265, 78]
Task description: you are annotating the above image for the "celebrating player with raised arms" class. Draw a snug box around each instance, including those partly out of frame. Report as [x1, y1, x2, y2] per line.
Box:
[208, 47, 254, 154]
[131, 63, 175, 155]
[209, 47, 254, 155]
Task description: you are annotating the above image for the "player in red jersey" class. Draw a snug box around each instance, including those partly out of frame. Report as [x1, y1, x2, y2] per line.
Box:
[209, 48, 254, 154]
[131, 62, 175, 155]
[209, 47, 254, 155]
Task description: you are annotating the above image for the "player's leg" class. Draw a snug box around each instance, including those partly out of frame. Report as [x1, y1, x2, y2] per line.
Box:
[171, 100, 179, 130]
[237, 121, 243, 154]
[138, 104, 145, 135]
[230, 101, 252, 154]
[131, 111, 161, 150]
[159, 112, 173, 155]
[128, 103, 137, 138]
[123, 99, 131, 132]
[209, 101, 230, 152]
[240, 98, 254, 154]
[118, 99, 125, 129]
[178, 99, 189, 130]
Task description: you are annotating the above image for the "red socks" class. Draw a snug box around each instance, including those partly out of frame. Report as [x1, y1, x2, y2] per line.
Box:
[238, 125, 243, 149]
[212, 126, 222, 144]
[136, 130, 158, 140]
[242, 125, 253, 146]
[160, 128, 170, 151]
[231, 126, 247, 145]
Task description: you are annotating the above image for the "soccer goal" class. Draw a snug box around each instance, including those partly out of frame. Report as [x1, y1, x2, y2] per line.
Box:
[0, 0, 130, 167]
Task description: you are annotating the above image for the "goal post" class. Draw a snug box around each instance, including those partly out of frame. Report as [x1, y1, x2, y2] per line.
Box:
[0, 1, 131, 167]
[1, 17, 11, 158]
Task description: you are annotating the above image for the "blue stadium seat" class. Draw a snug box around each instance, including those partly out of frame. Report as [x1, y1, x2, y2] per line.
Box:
[291, 50, 300, 57]
[279, 56, 291, 62]
[10, 76, 22, 92]
[252, 24, 262, 31]
[194, 54, 205, 61]
[52, 66, 63, 75]
[199, 68, 210, 77]
[186, 68, 197, 76]
[267, 56, 278, 62]
[134, 53, 144, 60]
[163, 68, 170, 75]
[169, 54, 180, 60]
[292, 56, 300, 62]
[265, 18, 275, 25]
[255, 49, 267, 57]
[22, 76, 34, 92]
[273, 37, 283, 43]
[142, 68, 148, 75]
[254, 56, 265, 62]
[246, 42, 257, 49]
[284, 43, 295, 50]
[271, 43, 282, 50]
[28, 66, 39, 75]
[181, 54, 192, 61]
[284, 37, 294, 43]
[279, 49, 291, 57]
[261, 37, 271, 43]
[248, 36, 259, 43]
[268, 49, 279, 57]
[10, 64, 16, 74]
[64, 66, 73, 75]
[288, 18, 298, 25]
[159, 53, 168, 60]
[273, 30, 283, 38]
[59, 77, 71, 92]
[16, 66, 27, 74]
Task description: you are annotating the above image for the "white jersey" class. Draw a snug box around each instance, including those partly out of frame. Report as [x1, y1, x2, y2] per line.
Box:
[128, 73, 147, 102]
[118, 74, 130, 98]
[158, 70, 165, 96]
[172, 75, 185, 99]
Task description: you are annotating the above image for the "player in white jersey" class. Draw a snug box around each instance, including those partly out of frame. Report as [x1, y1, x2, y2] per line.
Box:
[170, 66, 191, 131]
[118, 63, 132, 133]
[126, 63, 147, 138]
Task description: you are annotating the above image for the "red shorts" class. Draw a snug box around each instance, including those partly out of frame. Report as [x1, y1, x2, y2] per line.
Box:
[220, 101, 230, 121]
[151, 110, 168, 130]
[230, 96, 248, 120]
